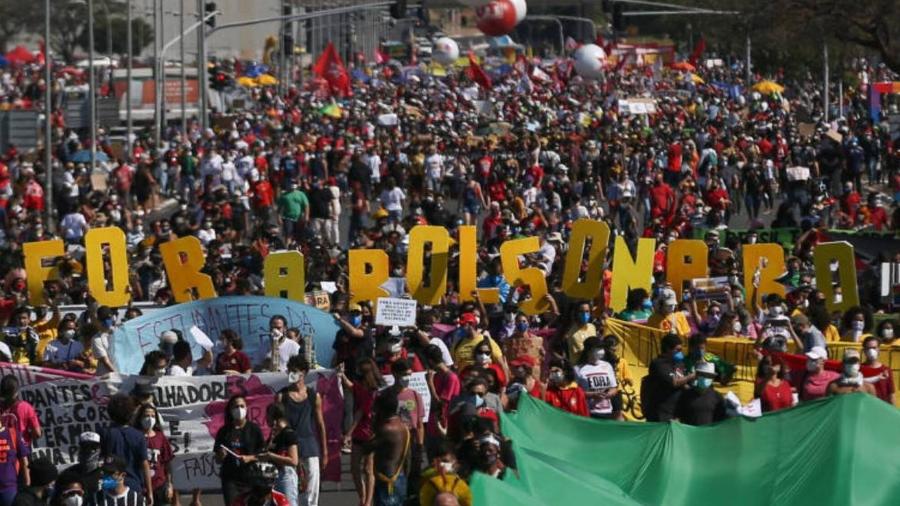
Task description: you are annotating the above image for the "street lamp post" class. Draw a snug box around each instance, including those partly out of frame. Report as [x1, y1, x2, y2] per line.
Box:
[180, 0, 187, 134]
[127, 0, 133, 160]
[44, 0, 53, 231]
[88, 0, 96, 173]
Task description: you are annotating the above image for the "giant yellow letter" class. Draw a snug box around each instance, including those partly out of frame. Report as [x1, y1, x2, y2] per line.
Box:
[610, 236, 656, 312]
[159, 236, 217, 303]
[814, 241, 859, 313]
[742, 243, 785, 311]
[457, 226, 499, 304]
[406, 226, 450, 306]
[84, 227, 131, 307]
[666, 239, 708, 302]
[562, 219, 610, 300]
[348, 249, 389, 306]
[23, 239, 64, 306]
[264, 251, 305, 301]
[500, 237, 549, 315]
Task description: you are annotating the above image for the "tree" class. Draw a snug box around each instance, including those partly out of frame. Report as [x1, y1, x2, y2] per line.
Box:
[77, 15, 154, 57]
[0, 1, 41, 53]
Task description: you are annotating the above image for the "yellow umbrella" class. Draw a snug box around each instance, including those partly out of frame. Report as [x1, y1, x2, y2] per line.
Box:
[256, 74, 278, 86]
[237, 76, 258, 88]
[752, 80, 784, 95]
[690, 73, 704, 84]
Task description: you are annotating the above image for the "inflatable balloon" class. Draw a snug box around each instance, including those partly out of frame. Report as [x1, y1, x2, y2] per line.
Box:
[433, 37, 460, 66]
[573, 44, 607, 80]
[475, 0, 520, 37]
[510, 0, 527, 23]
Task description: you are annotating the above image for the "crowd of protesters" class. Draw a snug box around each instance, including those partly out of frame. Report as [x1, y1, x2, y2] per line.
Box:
[0, 35, 899, 506]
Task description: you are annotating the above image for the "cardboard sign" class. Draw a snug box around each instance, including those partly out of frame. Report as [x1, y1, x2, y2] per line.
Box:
[304, 290, 331, 311]
[374, 297, 418, 327]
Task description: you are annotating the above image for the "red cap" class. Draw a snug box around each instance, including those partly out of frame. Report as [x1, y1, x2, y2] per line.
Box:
[458, 312, 478, 326]
[509, 356, 537, 369]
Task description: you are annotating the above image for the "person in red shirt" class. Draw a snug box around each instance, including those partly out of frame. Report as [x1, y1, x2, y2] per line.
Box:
[0, 376, 42, 447]
[754, 355, 794, 413]
[527, 163, 544, 188]
[22, 172, 44, 212]
[840, 182, 862, 221]
[649, 172, 676, 224]
[543, 358, 588, 417]
[215, 329, 252, 374]
[863, 193, 889, 230]
[705, 179, 731, 222]
[251, 174, 275, 222]
[862, 336, 895, 404]
[135, 403, 175, 505]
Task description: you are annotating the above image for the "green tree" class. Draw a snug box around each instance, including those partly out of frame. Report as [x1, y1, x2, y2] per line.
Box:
[77, 15, 154, 57]
[0, 1, 41, 53]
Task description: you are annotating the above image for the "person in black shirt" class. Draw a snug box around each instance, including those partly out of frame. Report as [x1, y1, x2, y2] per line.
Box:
[676, 362, 728, 426]
[641, 333, 696, 422]
[12, 458, 57, 506]
[259, 403, 299, 506]
[89, 456, 146, 506]
[214, 395, 266, 506]
[69, 432, 104, 497]
[49, 469, 84, 506]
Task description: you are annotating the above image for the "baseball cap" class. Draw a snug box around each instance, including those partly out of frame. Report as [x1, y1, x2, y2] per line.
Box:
[79, 432, 101, 445]
[347, 303, 362, 313]
[805, 346, 827, 361]
[509, 356, 537, 369]
[458, 312, 478, 326]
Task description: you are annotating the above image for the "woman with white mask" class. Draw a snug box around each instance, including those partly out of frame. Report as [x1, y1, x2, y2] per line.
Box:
[214, 395, 266, 506]
[135, 404, 177, 506]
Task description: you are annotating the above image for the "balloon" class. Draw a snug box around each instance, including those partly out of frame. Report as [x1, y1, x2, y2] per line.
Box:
[433, 37, 460, 66]
[510, 0, 527, 23]
[573, 44, 607, 80]
[475, 0, 519, 37]
[457, 0, 491, 6]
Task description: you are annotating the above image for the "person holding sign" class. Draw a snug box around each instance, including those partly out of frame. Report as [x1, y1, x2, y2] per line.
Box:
[214, 395, 266, 506]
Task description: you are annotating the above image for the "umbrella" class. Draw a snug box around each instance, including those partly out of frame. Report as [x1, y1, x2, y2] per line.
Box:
[670, 61, 695, 72]
[71, 150, 109, 163]
[5, 45, 37, 65]
[690, 73, 704, 84]
[752, 80, 784, 95]
[319, 103, 343, 118]
[236, 76, 258, 88]
[256, 74, 278, 86]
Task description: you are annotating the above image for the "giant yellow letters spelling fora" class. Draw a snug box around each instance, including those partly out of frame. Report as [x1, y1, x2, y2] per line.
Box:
[406, 226, 450, 306]
[84, 227, 131, 307]
[500, 237, 549, 315]
[159, 236, 217, 303]
[264, 251, 305, 302]
[610, 236, 655, 312]
[348, 249, 389, 307]
[23, 239, 64, 306]
[561, 219, 610, 301]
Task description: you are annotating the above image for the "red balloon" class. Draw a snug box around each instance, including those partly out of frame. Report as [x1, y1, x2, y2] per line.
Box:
[476, 0, 518, 37]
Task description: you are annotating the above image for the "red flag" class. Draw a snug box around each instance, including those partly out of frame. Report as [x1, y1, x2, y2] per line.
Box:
[687, 36, 706, 68]
[466, 52, 492, 89]
[38, 40, 47, 66]
[313, 42, 351, 97]
[374, 47, 388, 65]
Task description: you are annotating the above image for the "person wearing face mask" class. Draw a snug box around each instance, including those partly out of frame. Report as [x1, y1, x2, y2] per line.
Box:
[839, 307, 872, 343]
[647, 288, 691, 337]
[754, 356, 795, 413]
[500, 313, 544, 369]
[451, 313, 507, 378]
[0, 375, 42, 450]
[799, 347, 840, 401]
[564, 303, 598, 362]
[12, 457, 57, 506]
[575, 337, 620, 420]
[789, 314, 827, 353]
[279, 356, 327, 506]
[418, 441, 471, 506]
[675, 362, 728, 426]
[98, 395, 153, 505]
[215, 330, 252, 375]
[828, 349, 877, 397]
[90, 306, 118, 375]
[422, 346, 460, 447]
[258, 403, 299, 506]
[861, 336, 895, 404]
[48, 470, 84, 506]
[693, 301, 724, 337]
[90, 457, 147, 506]
[542, 358, 588, 417]
[504, 356, 545, 411]
[69, 433, 103, 496]
[133, 405, 175, 506]
[875, 320, 896, 344]
[138, 351, 169, 378]
[331, 303, 372, 380]
[214, 395, 265, 506]
[269, 315, 300, 374]
[642, 333, 696, 422]
[464, 341, 507, 388]
[617, 288, 653, 322]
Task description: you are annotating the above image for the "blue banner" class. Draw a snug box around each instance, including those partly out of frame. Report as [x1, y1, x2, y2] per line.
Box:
[110, 296, 340, 375]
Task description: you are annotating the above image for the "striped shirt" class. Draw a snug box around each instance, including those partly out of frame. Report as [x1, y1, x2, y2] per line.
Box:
[89, 488, 146, 506]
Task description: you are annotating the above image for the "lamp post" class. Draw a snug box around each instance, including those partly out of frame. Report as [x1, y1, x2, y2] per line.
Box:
[180, 0, 187, 134]
[126, 0, 133, 160]
[44, 0, 53, 231]
[88, 0, 96, 173]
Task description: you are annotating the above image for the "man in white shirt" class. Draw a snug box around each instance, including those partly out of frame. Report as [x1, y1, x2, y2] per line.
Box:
[574, 337, 619, 419]
[91, 306, 118, 375]
[364, 147, 382, 187]
[60, 211, 89, 243]
[168, 341, 194, 376]
[425, 147, 445, 191]
[43, 325, 84, 368]
[197, 220, 216, 246]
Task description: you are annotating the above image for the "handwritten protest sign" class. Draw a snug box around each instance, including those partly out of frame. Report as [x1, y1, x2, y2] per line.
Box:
[110, 296, 340, 375]
[375, 297, 418, 327]
[1, 363, 343, 490]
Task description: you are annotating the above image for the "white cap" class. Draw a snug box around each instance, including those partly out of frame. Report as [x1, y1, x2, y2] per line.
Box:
[79, 432, 101, 445]
[695, 361, 716, 377]
[805, 346, 827, 361]
[160, 330, 178, 344]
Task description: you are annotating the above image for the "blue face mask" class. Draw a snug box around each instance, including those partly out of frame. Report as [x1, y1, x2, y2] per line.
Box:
[672, 351, 685, 362]
[471, 394, 485, 408]
[101, 476, 118, 493]
[695, 377, 713, 389]
[641, 299, 653, 311]
[579, 312, 591, 325]
[103, 318, 114, 328]
[515, 322, 529, 333]
[350, 315, 362, 327]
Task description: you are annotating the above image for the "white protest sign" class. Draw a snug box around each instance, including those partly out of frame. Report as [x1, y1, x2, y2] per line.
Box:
[375, 297, 418, 327]
[382, 371, 432, 423]
[189, 326, 214, 351]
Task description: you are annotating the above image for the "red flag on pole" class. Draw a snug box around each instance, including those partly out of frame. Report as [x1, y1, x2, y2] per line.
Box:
[687, 36, 706, 68]
[466, 52, 492, 89]
[313, 42, 351, 97]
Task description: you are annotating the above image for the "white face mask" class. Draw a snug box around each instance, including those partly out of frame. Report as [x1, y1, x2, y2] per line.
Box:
[62, 494, 83, 506]
[864, 348, 879, 362]
[141, 417, 155, 431]
[288, 371, 302, 384]
[733, 321, 742, 334]
[843, 363, 860, 377]
[231, 407, 247, 421]
[439, 461, 455, 474]
[397, 375, 411, 388]
[883, 328, 894, 340]
[833, 293, 843, 304]
[852, 321, 865, 331]
[549, 371, 564, 383]
[768, 306, 784, 317]
[475, 353, 491, 365]
[591, 348, 606, 363]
